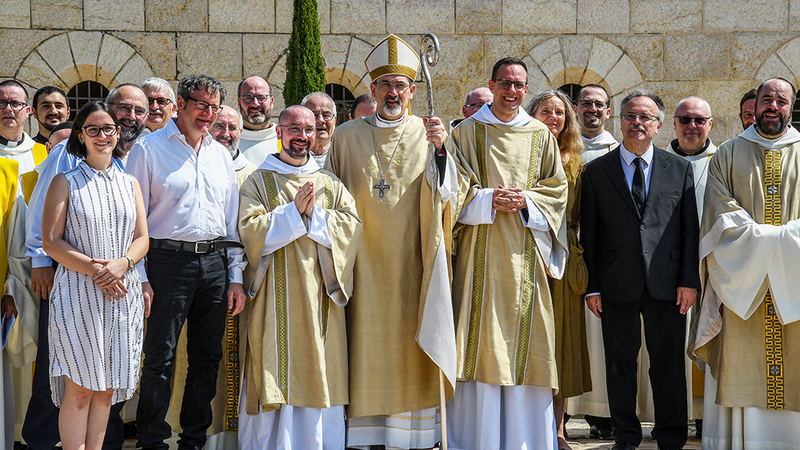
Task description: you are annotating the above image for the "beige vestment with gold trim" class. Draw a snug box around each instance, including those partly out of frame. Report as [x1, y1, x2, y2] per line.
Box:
[326, 114, 469, 419]
[238, 167, 361, 411]
[449, 118, 567, 390]
[691, 136, 800, 412]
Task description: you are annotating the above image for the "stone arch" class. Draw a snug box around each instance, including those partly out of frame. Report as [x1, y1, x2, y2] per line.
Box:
[15, 31, 156, 94]
[754, 36, 800, 89]
[522, 36, 643, 98]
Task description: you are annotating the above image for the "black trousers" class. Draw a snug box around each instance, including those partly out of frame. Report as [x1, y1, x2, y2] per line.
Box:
[600, 288, 688, 448]
[136, 248, 228, 450]
[21, 296, 125, 450]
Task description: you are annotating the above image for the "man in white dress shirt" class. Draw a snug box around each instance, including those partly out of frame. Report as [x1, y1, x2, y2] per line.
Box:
[127, 74, 246, 450]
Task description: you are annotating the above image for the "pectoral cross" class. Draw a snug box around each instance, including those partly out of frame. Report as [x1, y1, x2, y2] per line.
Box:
[373, 177, 390, 198]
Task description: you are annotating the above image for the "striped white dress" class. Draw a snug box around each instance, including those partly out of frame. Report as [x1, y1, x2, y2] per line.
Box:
[49, 161, 143, 406]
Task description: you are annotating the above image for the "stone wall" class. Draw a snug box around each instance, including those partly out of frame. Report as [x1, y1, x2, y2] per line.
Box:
[3, 0, 800, 146]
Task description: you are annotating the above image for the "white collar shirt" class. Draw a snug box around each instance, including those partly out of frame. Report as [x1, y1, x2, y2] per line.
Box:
[619, 142, 654, 197]
[126, 119, 244, 283]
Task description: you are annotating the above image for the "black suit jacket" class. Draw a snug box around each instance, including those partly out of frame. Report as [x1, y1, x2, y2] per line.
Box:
[580, 145, 701, 303]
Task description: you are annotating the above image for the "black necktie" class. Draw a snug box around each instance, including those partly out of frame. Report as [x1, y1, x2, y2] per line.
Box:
[632, 157, 646, 216]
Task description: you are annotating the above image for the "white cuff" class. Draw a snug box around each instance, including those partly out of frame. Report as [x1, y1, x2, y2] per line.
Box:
[458, 188, 495, 225]
[262, 203, 308, 256]
[522, 195, 549, 231]
[307, 205, 332, 249]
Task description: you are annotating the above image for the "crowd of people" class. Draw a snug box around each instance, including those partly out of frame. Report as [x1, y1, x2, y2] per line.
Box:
[0, 32, 798, 450]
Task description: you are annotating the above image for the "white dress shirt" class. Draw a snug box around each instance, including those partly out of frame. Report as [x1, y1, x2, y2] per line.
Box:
[26, 141, 124, 268]
[126, 120, 245, 284]
[619, 142, 654, 196]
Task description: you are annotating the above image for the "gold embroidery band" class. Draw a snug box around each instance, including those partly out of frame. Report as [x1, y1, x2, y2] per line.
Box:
[515, 130, 543, 384]
[763, 149, 784, 410]
[224, 311, 240, 430]
[263, 172, 290, 402]
[321, 175, 334, 343]
[464, 123, 488, 379]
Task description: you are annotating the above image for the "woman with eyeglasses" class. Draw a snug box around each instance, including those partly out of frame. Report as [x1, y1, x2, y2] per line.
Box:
[527, 90, 592, 450]
[42, 101, 149, 450]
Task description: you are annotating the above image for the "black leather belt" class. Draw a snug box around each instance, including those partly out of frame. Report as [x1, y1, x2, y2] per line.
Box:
[150, 238, 243, 254]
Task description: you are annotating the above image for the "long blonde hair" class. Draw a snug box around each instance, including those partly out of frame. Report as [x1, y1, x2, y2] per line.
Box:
[526, 89, 583, 162]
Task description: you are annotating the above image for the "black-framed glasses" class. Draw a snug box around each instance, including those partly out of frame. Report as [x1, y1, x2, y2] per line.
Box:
[110, 102, 148, 118]
[493, 79, 527, 91]
[578, 100, 608, 110]
[675, 116, 711, 126]
[240, 94, 272, 104]
[186, 96, 221, 114]
[375, 81, 410, 93]
[278, 125, 315, 136]
[147, 97, 172, 108]
[82, 124, 119, 138]
[622, 113, 659, 124]
[0, 100, 28, 112]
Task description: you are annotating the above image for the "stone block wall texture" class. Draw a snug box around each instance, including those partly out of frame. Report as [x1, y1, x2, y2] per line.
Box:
[3, 0, 800, 146]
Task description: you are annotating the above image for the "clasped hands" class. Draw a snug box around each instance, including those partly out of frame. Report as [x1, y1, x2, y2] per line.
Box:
[294, 181, 316, 217]
[492, 185, 525, 212]
[91, 257, 129, 301]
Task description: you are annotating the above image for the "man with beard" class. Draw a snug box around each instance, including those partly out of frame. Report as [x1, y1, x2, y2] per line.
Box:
[739, 89, 757, 131]
[581, 89, 699, 450]
[446, 57, 568, 449]
[22, 84, 146, 450]
[141, 77, 176, 134]
[128, 74, 246, 450]
[575, 84, 617, 163]
[689, 77, 800, 448]
[211, 105, 256, 185]
[31, 86, 70, 145]
[237, 105, 361, 449]
[237, 76, 279, 166]
[325, 34, 467, 449]
[300, 92, 336, 166]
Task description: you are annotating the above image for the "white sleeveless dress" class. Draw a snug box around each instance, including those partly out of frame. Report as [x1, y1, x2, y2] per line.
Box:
[49, 161, 143, 406]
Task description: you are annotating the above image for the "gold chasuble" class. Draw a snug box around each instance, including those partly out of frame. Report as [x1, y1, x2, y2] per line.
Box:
[238, 167, 361, 412]
[691, 132, 800, 412]
[449, 118, 568, 390]
[326, 114, 469, 418]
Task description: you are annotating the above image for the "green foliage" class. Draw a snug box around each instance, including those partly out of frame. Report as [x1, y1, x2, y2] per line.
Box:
[284, 0, 326, 106]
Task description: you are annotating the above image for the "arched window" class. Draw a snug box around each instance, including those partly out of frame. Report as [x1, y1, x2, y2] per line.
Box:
[558, 84, 582, 105]
[67, 81, 110, 120]
[325, 83, 355, 124]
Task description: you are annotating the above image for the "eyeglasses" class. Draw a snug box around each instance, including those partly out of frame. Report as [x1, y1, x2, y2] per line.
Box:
[278, 125, 315, 136]
[82, 124, 119, 138]
[186, 96, 221, 114]
[212, 123, 239, 133]
[675, 116, 711, 126]
[493, 79, 527, 91]
[578, 100, 608, 110]
[465, 102, 486, 110]
[147, 97, 172, 108]
[240, 94, 272, 104]
[311, 110, 335, 121]
[375, 81, 410, 93]
[110, 102, 148, 118]
[622, 113, 659, 124]
[0, 100, 28, 112]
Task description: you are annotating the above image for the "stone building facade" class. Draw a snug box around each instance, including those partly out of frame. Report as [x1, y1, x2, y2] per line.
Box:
[2, 0, 800, 146]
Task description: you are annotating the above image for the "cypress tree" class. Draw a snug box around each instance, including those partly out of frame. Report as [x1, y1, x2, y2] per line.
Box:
[283, 0, 326, 106]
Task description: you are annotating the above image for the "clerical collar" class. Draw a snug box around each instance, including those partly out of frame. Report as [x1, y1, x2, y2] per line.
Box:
[470, 102, 532, 127]
[741, 124, 800, 149]
[258, 152, 320, 174]
[373, 113, 405, 128]
[34, 132, 48, 145]
[0, 134, 21, 147]
[670, 138, 711, 157]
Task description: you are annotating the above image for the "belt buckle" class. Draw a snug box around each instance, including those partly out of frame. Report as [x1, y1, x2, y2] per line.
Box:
[194, 241, 212, 253]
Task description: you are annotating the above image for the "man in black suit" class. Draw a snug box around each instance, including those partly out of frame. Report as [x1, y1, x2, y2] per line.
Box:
[580, 89, 701, 450]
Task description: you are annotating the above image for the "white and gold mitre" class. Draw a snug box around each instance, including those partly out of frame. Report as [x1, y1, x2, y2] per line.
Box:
[365, 34, 420, 82]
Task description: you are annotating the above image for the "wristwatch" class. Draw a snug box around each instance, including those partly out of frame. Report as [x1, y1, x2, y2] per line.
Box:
[124, 255, 135, 271]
